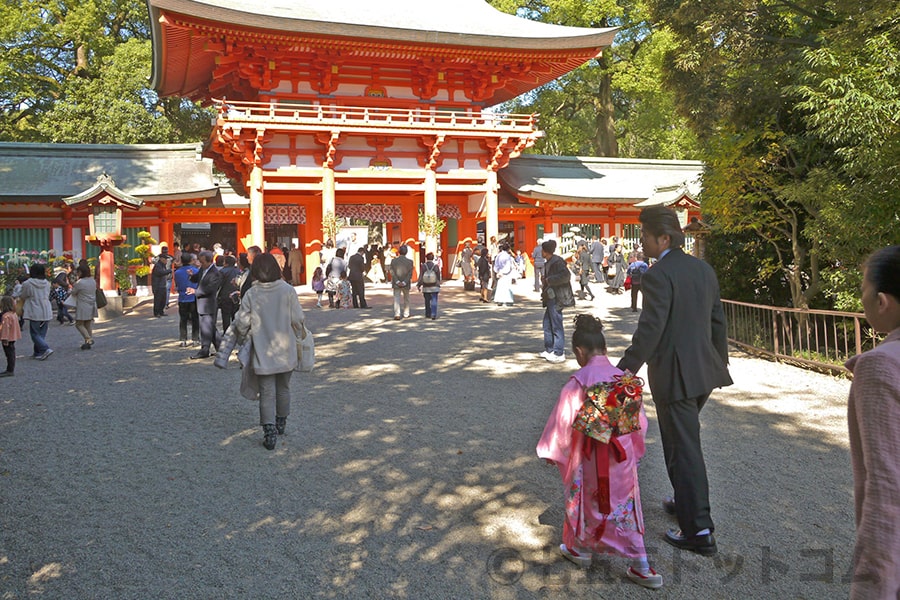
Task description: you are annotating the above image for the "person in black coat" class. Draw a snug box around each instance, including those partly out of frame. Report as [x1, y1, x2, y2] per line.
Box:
[618, 206, 732, 556]
[477, 248, 491, 303]
[347, 246, 369, 308]
[189, 251, 223, 359]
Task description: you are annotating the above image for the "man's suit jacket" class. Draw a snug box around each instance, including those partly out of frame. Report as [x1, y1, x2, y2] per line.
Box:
[192, 265, 223, 315]
[348, 252, 367, 283]
[618, 248, 732, 403]
[389, 255, 413, 288]
[590, 240, 605, 263]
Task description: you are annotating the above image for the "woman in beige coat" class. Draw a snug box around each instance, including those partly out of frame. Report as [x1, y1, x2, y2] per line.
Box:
[846, 245, 900, 600]
[71, 265, 98, 350]
[217, 253, 305, 450]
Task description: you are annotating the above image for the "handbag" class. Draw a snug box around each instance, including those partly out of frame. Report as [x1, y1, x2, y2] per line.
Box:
[63, 294, 77, 309]
[624, 276, 632, 291]
[295, 323, 315, 372]
[15, 297, 24, 318]
[95, 288, 108, 309]
[607, 265, 616, 278]
[572, 372, 644, 443]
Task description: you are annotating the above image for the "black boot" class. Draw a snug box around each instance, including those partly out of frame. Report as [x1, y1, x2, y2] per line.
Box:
[275, 416, 286, 435]
[262, 424, 278, 450]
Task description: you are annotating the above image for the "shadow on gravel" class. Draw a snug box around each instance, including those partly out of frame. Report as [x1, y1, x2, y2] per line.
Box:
[0, 284, 855, 599]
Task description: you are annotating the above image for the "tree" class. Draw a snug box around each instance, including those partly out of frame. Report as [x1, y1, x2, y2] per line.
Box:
[0, 0, 211, 143]
[646, 0, 900, 310]
[489, 0, 699, 159]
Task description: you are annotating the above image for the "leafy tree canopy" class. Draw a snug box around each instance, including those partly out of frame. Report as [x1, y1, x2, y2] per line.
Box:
[489, 0, 700, 159]
[648, 0, 900, 309]
[0, 0, 211, 143]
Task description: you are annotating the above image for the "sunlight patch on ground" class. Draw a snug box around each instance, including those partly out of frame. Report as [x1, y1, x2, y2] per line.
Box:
[219, 428, 256, 446]
[481, 508, 546, 548]
[466, 353, 541, 376]
[28, 562, 63, 584]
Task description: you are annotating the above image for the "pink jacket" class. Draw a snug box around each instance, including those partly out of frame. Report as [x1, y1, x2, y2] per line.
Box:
[0, 310, 21, 343]
[845, 327, 900, 600]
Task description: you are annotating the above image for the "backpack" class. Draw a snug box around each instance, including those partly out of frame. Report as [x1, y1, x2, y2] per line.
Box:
[421, 263, 438, 285]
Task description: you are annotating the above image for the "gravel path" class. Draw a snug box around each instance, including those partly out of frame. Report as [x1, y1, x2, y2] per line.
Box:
[0, 279, 855, 599]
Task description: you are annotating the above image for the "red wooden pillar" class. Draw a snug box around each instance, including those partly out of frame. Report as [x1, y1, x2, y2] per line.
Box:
[303, 201, 323, 285]
[400, 198, 419, 267]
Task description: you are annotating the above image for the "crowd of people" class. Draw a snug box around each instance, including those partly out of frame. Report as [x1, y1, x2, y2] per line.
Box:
[2, 210, 897, 597]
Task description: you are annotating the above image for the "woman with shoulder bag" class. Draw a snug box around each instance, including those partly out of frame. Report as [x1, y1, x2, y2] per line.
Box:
[71, 265, 98, 350]
[216, 253, 306, 451]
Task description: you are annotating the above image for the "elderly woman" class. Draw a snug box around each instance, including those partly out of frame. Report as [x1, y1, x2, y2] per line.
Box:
[607, 243, 626, 294]
[416, 252, 442, 320]
[216, 253, 305, 451]
[71, 265, 98, 350]
[846, 245, 900, 600]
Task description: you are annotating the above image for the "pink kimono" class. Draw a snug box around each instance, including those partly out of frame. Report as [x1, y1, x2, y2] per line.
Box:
[537, 354, 650, 558]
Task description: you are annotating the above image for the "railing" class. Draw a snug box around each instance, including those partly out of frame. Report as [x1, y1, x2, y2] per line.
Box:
[722, 300, 877, 374]
[213, 98, 539, 133]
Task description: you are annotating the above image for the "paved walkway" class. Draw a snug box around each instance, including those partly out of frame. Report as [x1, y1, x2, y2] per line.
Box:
[0, 278, 855, 599]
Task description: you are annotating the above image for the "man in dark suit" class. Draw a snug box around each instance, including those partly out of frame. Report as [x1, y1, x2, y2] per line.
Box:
[589, 234, 605, 283]
[347, 246, 369, 308]
[189, 251, 223, 359]
[618, 206, 732, 556]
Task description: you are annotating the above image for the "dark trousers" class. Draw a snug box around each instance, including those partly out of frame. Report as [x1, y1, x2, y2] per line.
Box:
[423, 292, 438, 318]
[198, 312, 219, 354]
[28, 320, 49, 355]
[350, 279, 367, 308]
[655, 393, 714, 537]
[630, 282, 642, 310]
[219, 299, 235, 332]
[178, 301, 199, 342]
[3, 341, 15, 373]
[56, 301, 73, 323]
[152, 284, 168, 316]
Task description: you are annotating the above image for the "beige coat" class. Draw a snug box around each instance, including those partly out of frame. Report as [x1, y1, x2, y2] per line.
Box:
[19, 277, 52, 322]
[71, 277, 98, 321]
[846, 327, 900, 600]
[230, 280, 304, 376]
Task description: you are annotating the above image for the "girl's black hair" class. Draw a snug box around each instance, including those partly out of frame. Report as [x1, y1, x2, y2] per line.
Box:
[572, 313, 606, 354]
[866, 245, 900, 300]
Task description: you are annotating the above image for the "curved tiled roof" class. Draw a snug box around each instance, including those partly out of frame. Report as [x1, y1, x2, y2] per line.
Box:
[0, 143, 219, 203]
[148, 0, 617, 49]
[499, 155, 704, 205]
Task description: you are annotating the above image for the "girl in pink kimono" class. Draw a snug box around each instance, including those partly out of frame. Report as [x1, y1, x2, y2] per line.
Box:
[846, 245, 900, 600]
[537, 314, 662, 589]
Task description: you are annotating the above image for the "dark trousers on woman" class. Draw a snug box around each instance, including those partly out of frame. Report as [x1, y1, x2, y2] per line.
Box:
[28, 320, 49, 355]
[630, 282, 642, 311]
[178, 301, 199, 342]
[3, 341, 15, 374]
[423, 292, 438, 319]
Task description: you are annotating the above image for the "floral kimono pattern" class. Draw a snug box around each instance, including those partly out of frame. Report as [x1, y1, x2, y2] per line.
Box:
[537, 355, 649, 558]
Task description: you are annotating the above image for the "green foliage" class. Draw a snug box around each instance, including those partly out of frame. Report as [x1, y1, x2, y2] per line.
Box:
[489, 0, 699, 159]
[647, 0, 899, 309]
[0, 0, 212, 143]
[418, 211, 446, 237]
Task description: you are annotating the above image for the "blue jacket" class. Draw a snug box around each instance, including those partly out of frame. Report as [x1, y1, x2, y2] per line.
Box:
[174, 266, 198, 303]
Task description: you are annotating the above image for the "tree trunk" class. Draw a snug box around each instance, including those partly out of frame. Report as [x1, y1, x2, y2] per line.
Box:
[594, 71, 618, 157]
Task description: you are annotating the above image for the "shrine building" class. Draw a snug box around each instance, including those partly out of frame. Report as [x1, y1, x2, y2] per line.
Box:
[0, 0, 705, 283]
[147, 0, 622, 278]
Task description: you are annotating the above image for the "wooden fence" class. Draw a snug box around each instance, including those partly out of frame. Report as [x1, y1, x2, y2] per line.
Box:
[722, 300, 877, 374]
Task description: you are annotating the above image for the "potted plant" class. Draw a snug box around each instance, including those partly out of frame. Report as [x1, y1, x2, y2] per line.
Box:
[133, 231, 156, 289]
